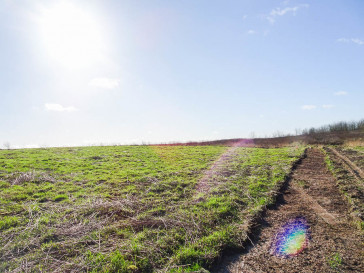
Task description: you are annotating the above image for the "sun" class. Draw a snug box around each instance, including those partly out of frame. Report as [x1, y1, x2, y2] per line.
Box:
[37, 1, 105, 69]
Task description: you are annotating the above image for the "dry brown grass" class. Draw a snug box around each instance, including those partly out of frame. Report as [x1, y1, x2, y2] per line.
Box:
[344, 139, 364, 147]
[0, 196, 146, 272]
[7, 171, 57, 185]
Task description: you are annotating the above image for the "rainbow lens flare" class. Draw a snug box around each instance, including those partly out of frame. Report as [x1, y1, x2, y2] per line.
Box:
[271, 217, 310, 257]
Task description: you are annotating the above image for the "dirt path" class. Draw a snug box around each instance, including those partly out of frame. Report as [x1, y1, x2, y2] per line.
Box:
[214, 148, 364, 273]
[195, 146, 240, 194]
[195, 139, 253, 195]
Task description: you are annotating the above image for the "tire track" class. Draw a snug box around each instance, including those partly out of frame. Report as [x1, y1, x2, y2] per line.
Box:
[326, 147, 364, 182]
[214, 148, 364, 273]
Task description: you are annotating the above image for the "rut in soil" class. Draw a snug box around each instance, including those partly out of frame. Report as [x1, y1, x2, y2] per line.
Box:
[214, 148, 364, 273]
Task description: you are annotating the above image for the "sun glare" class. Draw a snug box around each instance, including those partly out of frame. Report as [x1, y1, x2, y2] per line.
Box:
[37, 2, 105, 69]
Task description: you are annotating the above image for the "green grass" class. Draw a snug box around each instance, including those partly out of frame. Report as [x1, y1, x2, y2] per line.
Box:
[0, 145, 304, 272]
[0, 216, 19, 230]
[326, 252, 343, 272]
[351, 146, 364, 153]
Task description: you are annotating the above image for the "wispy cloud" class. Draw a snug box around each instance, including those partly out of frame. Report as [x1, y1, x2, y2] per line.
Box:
[334, 91, 348, 96]
[337, 38, 364, 45]
[89, 77, 120, 89]
[301, 105, 316, 110]
[267, 4, 309, 24]
[247, 30, 256, 35]
[45, 103, 78, 112]
[322, 104, 334, 109]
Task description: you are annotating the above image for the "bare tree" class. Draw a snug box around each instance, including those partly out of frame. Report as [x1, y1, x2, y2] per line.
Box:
[249, 132, 256, 139]
[272, 131, 285, 137]
[3, 141, 10, 150]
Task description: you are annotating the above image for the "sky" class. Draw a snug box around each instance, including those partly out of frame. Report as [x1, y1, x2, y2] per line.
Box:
[0, 0, 363, 148]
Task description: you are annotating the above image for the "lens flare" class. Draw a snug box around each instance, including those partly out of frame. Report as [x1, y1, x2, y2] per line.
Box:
[271, 217, 310, 257]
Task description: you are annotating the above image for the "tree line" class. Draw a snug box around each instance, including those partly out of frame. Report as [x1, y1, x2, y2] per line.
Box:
[299, 119, 364, 135]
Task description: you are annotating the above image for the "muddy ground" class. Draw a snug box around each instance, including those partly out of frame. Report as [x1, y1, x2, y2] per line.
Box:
[213, 148, 364, 273]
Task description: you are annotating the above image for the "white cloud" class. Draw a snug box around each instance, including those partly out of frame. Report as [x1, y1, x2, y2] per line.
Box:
[337, 38, 364, 45]
[337, 38, 349, 43]
[242, 15, 248, 20]
[45, 103, 78, 112]
[352, 38, 364, 45]
[247, 30, 256, 35]
[267, 4, 309, 24]
[301, 105, 316, 110]
[322, 104, 334, 109]
[89, 77, 120, 89]
[334, 91, 348, 96]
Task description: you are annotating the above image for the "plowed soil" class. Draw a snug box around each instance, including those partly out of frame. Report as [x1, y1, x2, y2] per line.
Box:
[214, 148, 364, 273]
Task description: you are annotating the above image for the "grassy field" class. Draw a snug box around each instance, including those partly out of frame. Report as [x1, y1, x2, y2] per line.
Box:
[0, 145, 305, 272]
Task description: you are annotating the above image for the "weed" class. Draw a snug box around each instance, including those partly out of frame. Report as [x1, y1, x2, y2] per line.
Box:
[296, 180, 307, 188]
[327, 252, 342, 270]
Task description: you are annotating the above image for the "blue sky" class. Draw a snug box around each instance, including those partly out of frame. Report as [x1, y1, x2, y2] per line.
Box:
[0, 0, 363, 148]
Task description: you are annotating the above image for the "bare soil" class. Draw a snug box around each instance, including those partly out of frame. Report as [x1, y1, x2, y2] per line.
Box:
[213, 148, 364, 273]
[324, 147, 364, 227]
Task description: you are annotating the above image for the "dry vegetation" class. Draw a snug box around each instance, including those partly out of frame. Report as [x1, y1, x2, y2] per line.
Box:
[0, 145, 305, 272]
